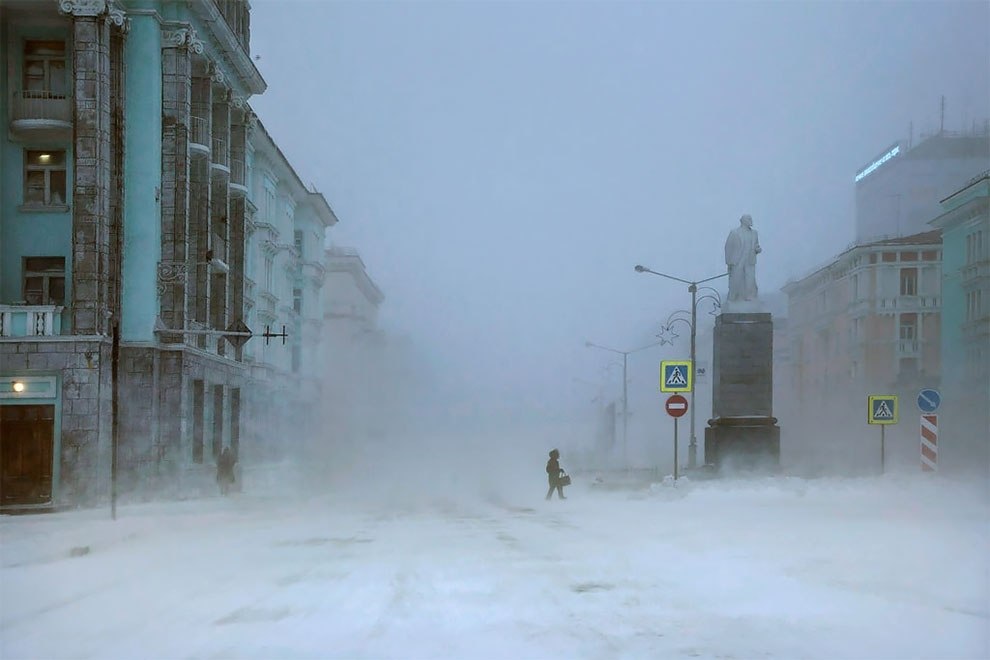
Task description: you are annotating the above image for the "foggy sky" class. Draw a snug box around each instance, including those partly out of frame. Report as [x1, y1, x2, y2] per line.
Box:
[248, 1, 990, 420]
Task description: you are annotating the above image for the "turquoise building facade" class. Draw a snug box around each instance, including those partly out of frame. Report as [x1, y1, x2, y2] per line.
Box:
[930, 171, 990, 474]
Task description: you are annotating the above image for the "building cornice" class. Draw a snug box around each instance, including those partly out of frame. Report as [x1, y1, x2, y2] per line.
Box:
[187, 0, 266, 95]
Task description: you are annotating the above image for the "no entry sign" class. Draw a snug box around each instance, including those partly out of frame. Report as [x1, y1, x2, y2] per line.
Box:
[665, 394, 688, 418]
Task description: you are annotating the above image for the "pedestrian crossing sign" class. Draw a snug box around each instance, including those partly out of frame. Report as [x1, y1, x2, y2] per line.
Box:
[660, 360, 693, 393]
[868, 395, 898, 425]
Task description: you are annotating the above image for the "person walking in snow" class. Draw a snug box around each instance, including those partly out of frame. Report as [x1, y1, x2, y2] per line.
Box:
[545, 448, 567, 500]
[217, 446, 236, 495]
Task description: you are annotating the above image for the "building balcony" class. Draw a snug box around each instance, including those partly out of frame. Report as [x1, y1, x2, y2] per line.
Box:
[229, 157, 247, 196]
[877, 295, 940, 314]
[210, 229, 229, 271]
[960, 260, 989, 284]
[10, 91, 72, 141]
[0, 305, 64, 338]
[962, 316, 990, 339]
[257, 291, 277, 321]
[211, 135, 229, 175]
[896, 339, 921, 357]
[189, 115, 210, 158]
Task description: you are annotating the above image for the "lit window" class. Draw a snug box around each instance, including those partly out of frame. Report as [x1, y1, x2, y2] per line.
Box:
[23, 256, 66, 305]
[24, 150, 67, 207]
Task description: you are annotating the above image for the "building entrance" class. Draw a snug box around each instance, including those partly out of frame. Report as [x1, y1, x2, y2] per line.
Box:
[1, 404, 55, 506]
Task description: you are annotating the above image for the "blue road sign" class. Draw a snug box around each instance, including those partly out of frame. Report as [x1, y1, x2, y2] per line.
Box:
[917, 389, 941, 413]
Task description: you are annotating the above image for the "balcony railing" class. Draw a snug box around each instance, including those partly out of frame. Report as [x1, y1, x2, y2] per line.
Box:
[897, 339, 920, 357]
[961, 261, 989, 283]
[211, 136, 228, 167]
[189, 115, 209, 148]
[230, 158, 246, 187]
[0, 305, 64, 337]
[877, 295, 940, 312]
[10, 91, 72, 136]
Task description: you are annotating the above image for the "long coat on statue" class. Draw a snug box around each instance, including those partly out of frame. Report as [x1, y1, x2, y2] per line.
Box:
[724, 216, 761, 302]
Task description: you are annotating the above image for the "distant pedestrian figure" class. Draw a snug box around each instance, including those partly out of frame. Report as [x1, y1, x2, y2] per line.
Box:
[545, 448, 567, 500]
[217, 446, 236, 495]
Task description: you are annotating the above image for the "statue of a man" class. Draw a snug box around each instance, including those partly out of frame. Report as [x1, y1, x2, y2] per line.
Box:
[724, 214, 761, 303]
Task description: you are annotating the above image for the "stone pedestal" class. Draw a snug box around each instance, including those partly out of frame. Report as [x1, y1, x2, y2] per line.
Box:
[704, 312, 781, 473]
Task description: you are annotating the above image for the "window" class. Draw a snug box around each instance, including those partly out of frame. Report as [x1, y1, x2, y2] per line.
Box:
[264, 255, 274, 291]
[23, 257, 65, 305]
[294, 230, 304, 259]
[24, 150, 67, 207]
[967, 290, 984, 322]
[967, 231, 985, 266]
[899, 314, 916, 341]
[899, 268, 917, 296]
[850, 274, 859, 301]
[23, 40, 66, 96]
[293, 287, 302, 315]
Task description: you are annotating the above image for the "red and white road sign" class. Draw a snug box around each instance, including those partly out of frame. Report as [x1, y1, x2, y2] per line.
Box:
[921, 414, 938, 471]
[665, 394, 688, 418]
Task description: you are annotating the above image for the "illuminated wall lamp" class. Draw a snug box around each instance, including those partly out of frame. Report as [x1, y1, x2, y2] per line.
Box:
[12, 381, 26, 393]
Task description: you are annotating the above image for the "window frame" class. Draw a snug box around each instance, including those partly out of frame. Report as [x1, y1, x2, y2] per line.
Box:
[22, 256, 66, 306]
[23, 149, 68, 209]
[899, 267, 918, 297]
[23, 40, 67, 96]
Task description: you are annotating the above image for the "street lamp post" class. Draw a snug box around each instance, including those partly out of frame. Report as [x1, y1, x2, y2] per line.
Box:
[585, 339, 663, 467]
[635, 265, 727, 469]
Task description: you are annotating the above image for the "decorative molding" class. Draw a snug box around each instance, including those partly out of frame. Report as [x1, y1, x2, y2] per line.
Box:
[162, 26, 204, 55]
[107, 2, 126, 28]
[58, 0, 108, 17]
[231, 94, 247, 110]
[156, 260, 188, 296]
[58, 0, 127, 28]
[211, 65, 226, 86]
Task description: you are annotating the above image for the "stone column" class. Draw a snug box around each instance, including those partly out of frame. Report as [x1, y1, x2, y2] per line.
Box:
[228, 104, 250, 361]
[189, 60, 212, 345]
[61, 0, 123, 335]
[159, 26, 202, 343]
[209, 79, 232, 355]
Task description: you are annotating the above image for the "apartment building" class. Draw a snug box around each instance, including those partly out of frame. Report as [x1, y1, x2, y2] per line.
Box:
[0, 0, 339, 508]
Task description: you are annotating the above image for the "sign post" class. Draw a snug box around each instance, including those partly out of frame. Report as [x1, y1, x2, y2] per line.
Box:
[665, 394, 688, 480]
[917, 389, 941, 472]
[868, 395, 899, 473]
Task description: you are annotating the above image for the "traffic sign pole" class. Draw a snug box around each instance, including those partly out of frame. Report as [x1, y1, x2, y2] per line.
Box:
[665, 394, 688, 480]
[880, 424, 887, 474]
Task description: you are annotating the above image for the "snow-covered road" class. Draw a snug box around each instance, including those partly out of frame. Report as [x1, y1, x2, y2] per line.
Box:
[2, 475, 987, 659]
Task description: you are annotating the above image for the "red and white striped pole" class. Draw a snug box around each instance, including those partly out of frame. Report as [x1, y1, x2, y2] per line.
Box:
[920, 414, 938, 472]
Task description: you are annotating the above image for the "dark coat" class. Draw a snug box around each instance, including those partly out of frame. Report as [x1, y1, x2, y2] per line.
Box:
[546, 456, 561, 482]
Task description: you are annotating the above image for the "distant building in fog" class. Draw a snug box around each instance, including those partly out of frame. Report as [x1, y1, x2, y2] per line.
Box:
[854, 129, 990, 242]
[322, 246, 385, 445]
[782, 231, 943, 471]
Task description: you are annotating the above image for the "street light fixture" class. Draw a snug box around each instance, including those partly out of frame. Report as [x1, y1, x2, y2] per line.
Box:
[584, 339, 663, 467]
[634, 264, 728, 469]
